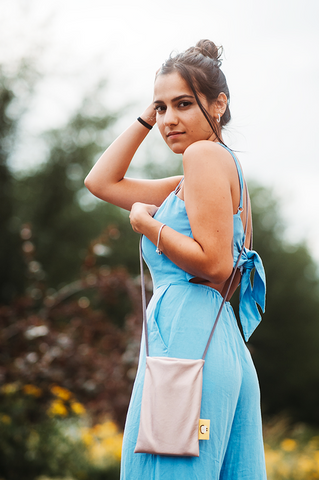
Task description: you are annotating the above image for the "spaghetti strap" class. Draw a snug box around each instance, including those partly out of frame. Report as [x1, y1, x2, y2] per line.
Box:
[218, 144, 244, 211]
[174, 177, 184, 194]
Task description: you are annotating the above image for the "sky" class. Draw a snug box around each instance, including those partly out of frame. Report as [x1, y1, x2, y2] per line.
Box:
[2, 0, 319, 260]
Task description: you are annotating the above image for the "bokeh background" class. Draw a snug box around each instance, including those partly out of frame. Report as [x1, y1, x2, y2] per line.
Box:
[1, 0, 319, 479]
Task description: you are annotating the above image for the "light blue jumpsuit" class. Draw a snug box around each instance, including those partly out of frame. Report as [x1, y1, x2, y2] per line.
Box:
[120, 144, 267, 479]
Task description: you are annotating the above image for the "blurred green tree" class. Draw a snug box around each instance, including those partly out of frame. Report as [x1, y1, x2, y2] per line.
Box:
[0, 62, 38, 303]
[13, 94, 140, 291]
[243, 184, 319, 424]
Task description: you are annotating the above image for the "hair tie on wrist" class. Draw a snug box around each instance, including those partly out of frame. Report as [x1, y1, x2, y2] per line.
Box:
[137, 117, 153, 130]
[156, 224, 166, 255]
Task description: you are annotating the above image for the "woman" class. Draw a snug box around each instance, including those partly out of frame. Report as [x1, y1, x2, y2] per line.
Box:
[85, 39, 267, 480]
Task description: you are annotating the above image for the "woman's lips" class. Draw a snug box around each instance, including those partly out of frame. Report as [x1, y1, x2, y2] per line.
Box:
[167, 131, 185, 139]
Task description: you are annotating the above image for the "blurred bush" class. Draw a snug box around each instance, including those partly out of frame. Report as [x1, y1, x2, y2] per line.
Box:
[0, 381, 121, 479]
[264, 417, 319, 479]
[0, 236, 144, 428]
[246, 184, 319, 424]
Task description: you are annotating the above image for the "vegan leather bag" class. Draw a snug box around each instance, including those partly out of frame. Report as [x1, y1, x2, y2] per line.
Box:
[135, 184, 249, 457]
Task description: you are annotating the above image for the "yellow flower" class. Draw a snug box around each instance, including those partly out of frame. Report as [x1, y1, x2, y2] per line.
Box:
[0, 414, 11, 424]
[50, 385, 72, 401]
[23, 384, 42, 397]
[265, 448, 283, 475]
[297, 454, 315, 474]
[1, 383, 19, 395]
[90, 443, 108, 461]
[281, 438, 297, 452]
[309, 436, 319, 450]
[81, 429, 94, 446]
[71, 402, 86, 415]
[93, 420, 118, 438]
[277, 462, 291, 477]
[101, 434, 123, 460]
[82, 420, 123, 464]
[47, 399, 68, 417]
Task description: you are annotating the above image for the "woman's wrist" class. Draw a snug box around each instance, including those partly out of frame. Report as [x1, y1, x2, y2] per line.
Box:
[129, 202, 159, 234]
[139, 104, 156, 128]
[156, 223, 166, 254]
[137, 117, 153, 130]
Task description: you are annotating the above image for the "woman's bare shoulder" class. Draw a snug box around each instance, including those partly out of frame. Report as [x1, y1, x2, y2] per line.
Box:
[185, 140, 231, 157]
[182, 140, 242, 216]
[183, 140, 233, 177]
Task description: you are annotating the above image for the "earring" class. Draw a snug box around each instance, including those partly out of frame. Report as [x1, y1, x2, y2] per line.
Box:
[217, 114, 221, 123]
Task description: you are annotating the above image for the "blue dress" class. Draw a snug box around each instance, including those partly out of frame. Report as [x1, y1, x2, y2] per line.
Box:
[120, 145, 267, 479]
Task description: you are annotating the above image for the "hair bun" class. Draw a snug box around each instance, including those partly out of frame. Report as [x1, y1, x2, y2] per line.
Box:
[195, 39, 222, 63]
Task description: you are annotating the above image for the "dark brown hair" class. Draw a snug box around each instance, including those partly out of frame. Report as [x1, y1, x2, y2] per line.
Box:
[158, 39, 230, 144]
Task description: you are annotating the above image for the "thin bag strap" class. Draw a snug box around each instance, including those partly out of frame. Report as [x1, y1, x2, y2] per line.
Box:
[139, 182, 250, 360]
[139, 238, 150, 357]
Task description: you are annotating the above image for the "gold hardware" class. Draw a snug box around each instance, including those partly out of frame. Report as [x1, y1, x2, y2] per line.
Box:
[198, 419, 210, 440]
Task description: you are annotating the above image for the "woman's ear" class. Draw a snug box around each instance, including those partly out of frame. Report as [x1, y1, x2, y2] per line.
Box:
[215, 92, 228, 117]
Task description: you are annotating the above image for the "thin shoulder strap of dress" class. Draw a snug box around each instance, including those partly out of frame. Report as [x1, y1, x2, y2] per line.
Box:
[217, 143, 253, 248]
[217, 143, 244, 211]
[174, 177, 184, 194]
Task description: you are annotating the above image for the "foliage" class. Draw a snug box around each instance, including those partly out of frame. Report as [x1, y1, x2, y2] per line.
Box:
[81, 419, 123, 468]
[0, 62, 38, 302]
[264, 417, 319, 479]
[246, 184, 319, 424]
[12, 94, 142, 291]
[0, 235, 144, 428]
[0, 384, 121, 480]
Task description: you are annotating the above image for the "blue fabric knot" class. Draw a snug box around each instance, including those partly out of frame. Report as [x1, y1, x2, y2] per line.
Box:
[237, 249, 266, 341]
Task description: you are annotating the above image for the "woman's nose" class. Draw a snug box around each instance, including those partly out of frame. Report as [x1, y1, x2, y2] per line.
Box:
[164, 107, 178, 126]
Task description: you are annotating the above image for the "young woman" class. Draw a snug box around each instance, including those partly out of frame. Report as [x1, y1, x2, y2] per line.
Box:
[85, 39, 267, 480]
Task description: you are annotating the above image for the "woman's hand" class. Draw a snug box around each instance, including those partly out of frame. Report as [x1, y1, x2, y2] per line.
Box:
[129, 202, 159, 233]
[140, 103, 157, 128]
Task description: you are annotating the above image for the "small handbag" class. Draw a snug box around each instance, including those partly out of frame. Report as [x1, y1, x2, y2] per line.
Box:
[135, 185, 249, 457]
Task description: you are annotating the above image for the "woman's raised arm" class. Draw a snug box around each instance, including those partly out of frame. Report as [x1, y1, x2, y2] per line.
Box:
[84, 103, 182, 211]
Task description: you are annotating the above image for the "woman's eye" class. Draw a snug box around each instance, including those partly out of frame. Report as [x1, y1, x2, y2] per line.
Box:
[179, 101, 192, 108]
[154, 105, 166, 113]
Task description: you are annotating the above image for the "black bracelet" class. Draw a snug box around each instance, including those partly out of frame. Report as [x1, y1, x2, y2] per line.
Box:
[137, 117, 153, 130]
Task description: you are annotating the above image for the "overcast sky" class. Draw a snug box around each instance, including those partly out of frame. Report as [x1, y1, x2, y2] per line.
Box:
[2, 0, 319, 260]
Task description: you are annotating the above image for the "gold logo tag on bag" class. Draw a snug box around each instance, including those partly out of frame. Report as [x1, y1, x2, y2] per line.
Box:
[198, 419, 210, 440]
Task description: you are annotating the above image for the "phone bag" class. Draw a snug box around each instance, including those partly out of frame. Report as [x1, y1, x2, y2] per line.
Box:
[135, 185, 249, 456]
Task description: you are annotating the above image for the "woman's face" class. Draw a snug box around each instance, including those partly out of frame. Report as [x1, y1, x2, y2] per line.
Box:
[153, 72, 217, 154]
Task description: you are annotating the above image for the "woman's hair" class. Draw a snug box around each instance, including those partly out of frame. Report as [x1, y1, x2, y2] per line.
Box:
[157, 39, 230, 144]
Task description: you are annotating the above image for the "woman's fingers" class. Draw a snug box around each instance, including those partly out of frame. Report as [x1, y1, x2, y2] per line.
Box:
[129, 202, 159, 233]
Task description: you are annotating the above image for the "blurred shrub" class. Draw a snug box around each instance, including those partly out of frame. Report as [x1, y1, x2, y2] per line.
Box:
[0, 383, 121, 480]
[0, 256, 144, 428]
[264, 417, 319, 479]
[81, 420, 123, 467]
[231, 184, 319, 425]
